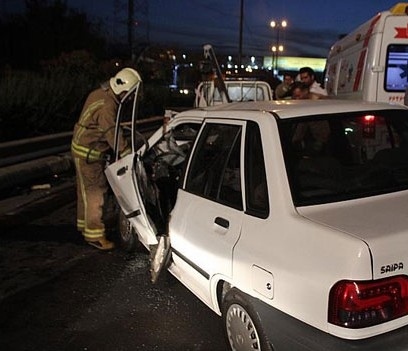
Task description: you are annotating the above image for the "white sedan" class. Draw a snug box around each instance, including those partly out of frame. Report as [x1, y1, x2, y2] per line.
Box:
[106, 96, 408, 351]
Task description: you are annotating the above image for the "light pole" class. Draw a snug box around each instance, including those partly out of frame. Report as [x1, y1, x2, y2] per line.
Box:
[271, 44, 284, 73]
[270, 19, 287, 74]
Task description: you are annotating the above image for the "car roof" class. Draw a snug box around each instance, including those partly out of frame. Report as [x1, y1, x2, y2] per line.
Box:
[176, 99, 408, 120]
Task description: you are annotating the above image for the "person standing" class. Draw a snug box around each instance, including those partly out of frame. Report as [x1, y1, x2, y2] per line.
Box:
[71, 67, 142, 250]
[298, 66, 327, 97]
[290, 81, 322, 100]
[274, 72, 294, 99]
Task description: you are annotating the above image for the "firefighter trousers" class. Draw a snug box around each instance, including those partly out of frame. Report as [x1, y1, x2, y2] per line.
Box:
[73, 157, 108, 242]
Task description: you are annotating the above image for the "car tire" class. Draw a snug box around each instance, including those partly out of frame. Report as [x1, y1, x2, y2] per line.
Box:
[222, 288, 273, 351]
[117, 210, 141, 252]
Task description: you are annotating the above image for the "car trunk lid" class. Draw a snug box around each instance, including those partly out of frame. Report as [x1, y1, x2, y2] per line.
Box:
[297, 191, 408, 279]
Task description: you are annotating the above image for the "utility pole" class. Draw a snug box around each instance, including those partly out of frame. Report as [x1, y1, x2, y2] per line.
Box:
[238, 0, 244, 68]
[132, 0, 150, 59]
[114, 0, 149, 61]
[128, 0, 134, 61]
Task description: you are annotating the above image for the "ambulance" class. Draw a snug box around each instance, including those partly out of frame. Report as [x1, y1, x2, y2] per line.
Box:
[325, 3, 408, 104]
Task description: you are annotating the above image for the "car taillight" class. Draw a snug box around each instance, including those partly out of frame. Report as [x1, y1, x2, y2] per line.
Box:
[328, 276, 408, 328]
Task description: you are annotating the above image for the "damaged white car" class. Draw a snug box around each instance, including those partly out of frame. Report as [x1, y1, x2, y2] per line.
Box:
[105, 93, 408, 351]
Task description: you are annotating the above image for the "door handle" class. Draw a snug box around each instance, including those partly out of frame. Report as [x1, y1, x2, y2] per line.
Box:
[117, 166, 128, 176]
[214, 217, 229, 229]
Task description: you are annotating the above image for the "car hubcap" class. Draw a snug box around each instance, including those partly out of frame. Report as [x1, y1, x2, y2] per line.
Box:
[226, 303, 261, 350]
[119, 212, 132, 241]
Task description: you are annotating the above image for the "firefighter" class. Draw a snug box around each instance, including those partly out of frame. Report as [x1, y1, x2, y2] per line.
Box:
[71, 67, 141, 250]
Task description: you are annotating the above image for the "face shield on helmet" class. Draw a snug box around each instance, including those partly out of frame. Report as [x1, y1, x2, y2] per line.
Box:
[110, 68, 142, 95]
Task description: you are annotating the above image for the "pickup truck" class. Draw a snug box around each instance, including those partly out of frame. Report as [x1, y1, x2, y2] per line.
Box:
[194, 79, 273, 107]
[194, 44, 274, 107]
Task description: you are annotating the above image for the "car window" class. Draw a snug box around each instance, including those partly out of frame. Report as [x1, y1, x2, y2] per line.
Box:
[245, 121, 269, 218]
[138, 122, 201, 232]
[114, 90, 136, 157]
[144, 122, 201, 168]
[278, 110, 408, 205]
[185, 123, 243, 210]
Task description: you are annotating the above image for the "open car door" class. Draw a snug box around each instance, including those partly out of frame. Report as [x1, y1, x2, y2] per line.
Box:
[105, 82, 160, 248]
[105, 83, 201, 282]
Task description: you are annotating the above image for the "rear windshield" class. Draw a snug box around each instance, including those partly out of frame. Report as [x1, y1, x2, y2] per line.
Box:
[278, 110, 408, 206]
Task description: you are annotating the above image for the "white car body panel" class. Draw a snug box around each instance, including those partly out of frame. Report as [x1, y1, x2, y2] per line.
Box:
[228, 115, 373, 336]
[105, 153, 158, 246]
[298, 190, 408, 280]
[167, 109, 376, 337]
[233, 209, 374, 338]
[168, 189, 243, 308]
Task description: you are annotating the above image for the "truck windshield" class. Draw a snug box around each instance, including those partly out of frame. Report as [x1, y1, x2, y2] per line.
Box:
[278, 110, 408, 206]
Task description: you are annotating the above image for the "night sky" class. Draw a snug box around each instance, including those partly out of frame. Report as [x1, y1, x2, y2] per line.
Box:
[2, 0, 401, 57]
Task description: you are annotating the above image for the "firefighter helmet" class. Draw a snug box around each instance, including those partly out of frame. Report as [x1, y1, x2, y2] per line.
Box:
[110, 68, 141, 95]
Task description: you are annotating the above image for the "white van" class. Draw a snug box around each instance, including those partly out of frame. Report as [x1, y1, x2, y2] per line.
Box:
[325, 3, 408, 104]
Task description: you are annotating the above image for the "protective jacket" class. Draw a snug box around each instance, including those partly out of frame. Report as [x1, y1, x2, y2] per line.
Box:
[71, 84, 130, 162]
[71, 83, 130, 243]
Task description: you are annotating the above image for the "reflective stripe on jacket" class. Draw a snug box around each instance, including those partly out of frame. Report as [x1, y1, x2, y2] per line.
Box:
[71, 140, 106, 161]
[72, 85, 130, 161]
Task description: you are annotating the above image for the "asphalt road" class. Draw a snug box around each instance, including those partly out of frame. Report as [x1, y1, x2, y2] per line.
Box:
[0, 202, 226, 351]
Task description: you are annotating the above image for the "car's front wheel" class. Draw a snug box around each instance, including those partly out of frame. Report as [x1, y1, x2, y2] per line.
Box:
[117, 210, 140, 252]
[222, 288, 273, 351]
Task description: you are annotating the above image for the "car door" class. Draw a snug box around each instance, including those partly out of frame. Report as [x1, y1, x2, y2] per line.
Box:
[105, 83, 160, 247]
[168, 119, 246, 306]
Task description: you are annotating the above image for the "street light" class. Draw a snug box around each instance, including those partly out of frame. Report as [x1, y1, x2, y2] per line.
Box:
[271, 45, 284, 74]
[270, 20, 287, 29]
[270, 19, 287, 74]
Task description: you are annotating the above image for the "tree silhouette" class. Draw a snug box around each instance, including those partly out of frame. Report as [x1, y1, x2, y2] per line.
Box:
[0, 0, 107, 69]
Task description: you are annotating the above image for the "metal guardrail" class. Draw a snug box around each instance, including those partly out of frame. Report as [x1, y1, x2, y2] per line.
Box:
[0, 132, 73, 168]
[0, 116, 164, 194]
[0, 116, 164, 168]
[0, 115, 167, 225]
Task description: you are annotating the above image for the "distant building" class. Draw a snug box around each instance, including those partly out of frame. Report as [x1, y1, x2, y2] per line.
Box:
[263, 56, 327, 75]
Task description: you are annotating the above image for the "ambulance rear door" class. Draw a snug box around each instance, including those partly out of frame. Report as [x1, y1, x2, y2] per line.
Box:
[380, 8, 408, 104]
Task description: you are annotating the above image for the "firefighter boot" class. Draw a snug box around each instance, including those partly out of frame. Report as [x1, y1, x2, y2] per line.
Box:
[87, 237, 115, 251]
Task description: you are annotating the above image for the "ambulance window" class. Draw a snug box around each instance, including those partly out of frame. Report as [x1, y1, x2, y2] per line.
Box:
[385, 44, 408, 92]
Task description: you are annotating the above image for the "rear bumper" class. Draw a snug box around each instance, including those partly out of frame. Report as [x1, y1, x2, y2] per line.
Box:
[251, 297, 408, 351]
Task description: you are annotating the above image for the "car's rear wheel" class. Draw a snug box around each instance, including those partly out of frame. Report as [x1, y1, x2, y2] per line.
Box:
[117, 210, 140, 252]
[222, 288, 273, 351]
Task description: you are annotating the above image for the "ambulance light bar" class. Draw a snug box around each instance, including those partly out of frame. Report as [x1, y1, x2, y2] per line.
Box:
[390, 3, 408, 15]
